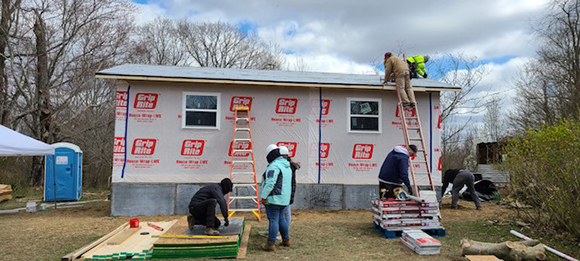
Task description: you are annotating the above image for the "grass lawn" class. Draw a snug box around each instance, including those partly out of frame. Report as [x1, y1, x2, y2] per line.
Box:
[0, 196, 578, 260]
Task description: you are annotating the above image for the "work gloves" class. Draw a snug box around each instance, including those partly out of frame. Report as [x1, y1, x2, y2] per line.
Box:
[224, 217, 229, 227]
[261, 198, 268, 205]
[423, 73, 428, 79]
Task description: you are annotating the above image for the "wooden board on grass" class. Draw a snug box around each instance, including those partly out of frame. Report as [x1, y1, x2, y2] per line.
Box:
[237, 224, 251, 259]
[465, 255, 502, 261]
[107, 227, 140, 245]
[81, 220, 177, 260]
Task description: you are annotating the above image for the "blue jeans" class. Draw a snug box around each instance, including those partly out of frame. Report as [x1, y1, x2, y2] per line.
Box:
[285, 205, 292, 228]
[265, 204, 289, 242]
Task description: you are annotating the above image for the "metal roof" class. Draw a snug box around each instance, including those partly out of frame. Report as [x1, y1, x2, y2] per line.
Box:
[95, 64, 461, 91]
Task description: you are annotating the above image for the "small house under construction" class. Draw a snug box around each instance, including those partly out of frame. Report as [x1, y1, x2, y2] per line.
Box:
[96, 64, 460, 216]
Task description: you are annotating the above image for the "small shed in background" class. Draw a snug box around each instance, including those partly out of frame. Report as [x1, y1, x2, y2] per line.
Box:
[474, 142, 509, 185]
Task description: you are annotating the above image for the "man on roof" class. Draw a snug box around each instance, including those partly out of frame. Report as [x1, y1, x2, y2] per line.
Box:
[407, 55, 430, 79]
[384, 52, 417, 108]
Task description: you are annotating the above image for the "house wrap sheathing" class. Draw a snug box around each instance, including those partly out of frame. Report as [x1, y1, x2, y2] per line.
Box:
[96, 64, 460, 216]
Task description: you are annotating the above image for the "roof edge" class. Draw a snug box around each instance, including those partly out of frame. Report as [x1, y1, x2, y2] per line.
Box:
[95, 72, 462, 92]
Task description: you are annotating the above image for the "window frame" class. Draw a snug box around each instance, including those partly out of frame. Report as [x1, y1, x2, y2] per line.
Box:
[346, 97, 382, 133]
[182, 92, 221, 130]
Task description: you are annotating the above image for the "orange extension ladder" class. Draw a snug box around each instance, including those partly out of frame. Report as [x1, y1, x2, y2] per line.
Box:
[392, 54, 436, 197]
[228, 106, 261, 221]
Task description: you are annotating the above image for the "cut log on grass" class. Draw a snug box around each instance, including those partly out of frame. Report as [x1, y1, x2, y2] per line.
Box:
[461, 238, 546, 261]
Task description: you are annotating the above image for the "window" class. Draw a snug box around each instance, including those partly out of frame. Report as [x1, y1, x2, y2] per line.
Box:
[182, 92, 220, 129]
[347, 98, 381, 133]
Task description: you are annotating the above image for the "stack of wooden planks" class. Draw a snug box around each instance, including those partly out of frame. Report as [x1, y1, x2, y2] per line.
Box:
[153, 216, 250, 259]
[0, 184, 12, 202]
[62, 220, 177, 261]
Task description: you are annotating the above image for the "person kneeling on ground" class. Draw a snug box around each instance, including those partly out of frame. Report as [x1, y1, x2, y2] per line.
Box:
[441, 168, 482, 210]
[187, 178, 233, 235]
[261, 144, 292, 251]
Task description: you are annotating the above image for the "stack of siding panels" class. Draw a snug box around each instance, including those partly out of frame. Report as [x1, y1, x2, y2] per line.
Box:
[371, 199, 440, 228]
[400, 229, 441, 255]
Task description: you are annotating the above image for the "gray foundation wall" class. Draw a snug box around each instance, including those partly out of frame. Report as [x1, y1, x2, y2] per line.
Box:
[111, 182, 441, 216]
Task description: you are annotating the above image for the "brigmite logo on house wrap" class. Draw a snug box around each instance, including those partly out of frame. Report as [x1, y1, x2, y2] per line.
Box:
[132, 139, 156, 155]
[113, 137, 125, 154]
[277, 142, 297, 157]
[321, 99, 331, 115]
[228, 140, 251, 157]
[320, 143, 330, 158]
[230, 96, 253, 111]
[276, 98, 298, 114]
[134, 93, 158, 109]
[181, 140, 205, 156]
[116, 91, 127, 108]
[352, 143, 373, 159]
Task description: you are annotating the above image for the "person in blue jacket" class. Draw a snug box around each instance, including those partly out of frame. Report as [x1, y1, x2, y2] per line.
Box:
[260, 144, 292, 251]
[378, 145, 417, 199]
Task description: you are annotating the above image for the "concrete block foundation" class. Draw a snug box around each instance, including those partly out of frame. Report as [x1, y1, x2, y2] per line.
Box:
[111, 183, 441, 216]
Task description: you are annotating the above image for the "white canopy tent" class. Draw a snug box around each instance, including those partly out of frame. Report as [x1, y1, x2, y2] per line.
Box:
[0, 124, 57, 207]
[0, 124, 55, 155]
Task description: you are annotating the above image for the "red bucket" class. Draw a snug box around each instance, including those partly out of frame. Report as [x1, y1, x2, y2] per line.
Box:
[130, 218, 140, 228]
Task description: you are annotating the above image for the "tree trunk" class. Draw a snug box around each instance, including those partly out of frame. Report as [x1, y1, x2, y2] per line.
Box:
[461, 238, 546, 261]
[30, 12, 51, 186]
[0, 0, 21, 125]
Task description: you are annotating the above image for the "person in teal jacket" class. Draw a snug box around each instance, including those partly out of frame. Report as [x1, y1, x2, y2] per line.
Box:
[260, 144, 292, 251]
[407, 55, 430, 79]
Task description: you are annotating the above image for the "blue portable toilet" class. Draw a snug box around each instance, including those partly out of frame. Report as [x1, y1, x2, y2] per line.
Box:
[44, 142, 83, 201]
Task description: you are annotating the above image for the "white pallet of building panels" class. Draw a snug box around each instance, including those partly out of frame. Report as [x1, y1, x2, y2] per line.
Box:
[373, 216, 441, 228]
[400, 229, 441, 255]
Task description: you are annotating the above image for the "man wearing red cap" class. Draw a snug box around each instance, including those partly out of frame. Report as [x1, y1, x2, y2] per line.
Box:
[384, 52, 416, 108]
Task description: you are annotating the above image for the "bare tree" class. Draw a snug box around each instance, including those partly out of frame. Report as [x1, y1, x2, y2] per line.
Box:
[483, 94, 503, 141]
[126, 17, 188, 66]
[175, 20, 283, 69]
[2, 0, 134, 186]
[512, 0, 580, 128]
[0, 0, 22, 126]
[431, 53, 490, 171]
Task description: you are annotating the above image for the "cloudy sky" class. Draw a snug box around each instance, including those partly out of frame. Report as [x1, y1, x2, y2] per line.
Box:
[132, 0, 550, 129]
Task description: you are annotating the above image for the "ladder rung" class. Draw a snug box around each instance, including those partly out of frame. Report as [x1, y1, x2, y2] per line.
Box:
[236, 118, 250, 122]
[409, 138, 422, 141]
[411, 160, 427, 164]
[413, 172, 431, 175]
[234, 138, 252, 142]
[229, 208, 259, 212]
[407, 127, 421, 130]
[231, 161, 254, 165]
[232, 150, 252, 153]
[233, 183, 256, 187]
[235, 128, 250, 132]
[232, 172, 254, 175]
[230, 196, 258, 200]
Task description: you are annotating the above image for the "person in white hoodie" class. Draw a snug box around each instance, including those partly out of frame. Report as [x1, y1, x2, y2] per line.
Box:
[377, 145, 417, 199]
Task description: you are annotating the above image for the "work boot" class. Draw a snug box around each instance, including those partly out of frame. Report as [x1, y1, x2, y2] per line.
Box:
[281, 238, 290, 247]
[261, 241, 276, 251]
[187, 216, 196, 231]
[205, 227, 220, 236]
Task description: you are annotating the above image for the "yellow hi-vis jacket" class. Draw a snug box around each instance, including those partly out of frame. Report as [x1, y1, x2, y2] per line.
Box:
[407, 56, 427, 77]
